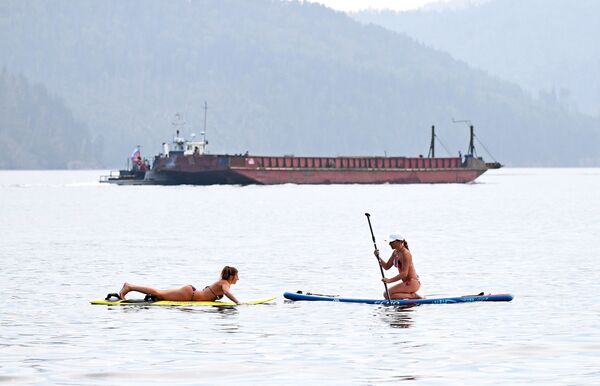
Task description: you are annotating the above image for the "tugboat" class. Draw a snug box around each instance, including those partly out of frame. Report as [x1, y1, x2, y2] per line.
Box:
[100, 112, 501, 185]
[99, 147, 153, 185]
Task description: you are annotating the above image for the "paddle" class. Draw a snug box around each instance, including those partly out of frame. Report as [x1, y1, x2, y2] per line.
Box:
[365, 213, 391, 304]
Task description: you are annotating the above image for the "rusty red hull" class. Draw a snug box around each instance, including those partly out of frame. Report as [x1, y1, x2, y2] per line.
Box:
[233, 168, 484, 184]
[148, 154, 489, 185]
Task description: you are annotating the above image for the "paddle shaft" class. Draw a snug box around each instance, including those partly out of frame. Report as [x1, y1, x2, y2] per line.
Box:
[365, 213, 391, 303]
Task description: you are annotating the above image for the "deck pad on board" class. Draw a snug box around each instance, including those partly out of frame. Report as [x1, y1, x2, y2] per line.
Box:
[91, 296, 276, 306]
[284, 291, 512, 305]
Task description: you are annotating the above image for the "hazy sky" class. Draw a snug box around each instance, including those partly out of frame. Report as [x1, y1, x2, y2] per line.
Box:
[305, 0, 453, 12]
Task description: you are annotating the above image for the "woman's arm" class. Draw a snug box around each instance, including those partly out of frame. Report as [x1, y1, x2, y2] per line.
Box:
[221, 282, 241, 304]
[382, 274, 402, 284]
[375, 249, 394, 270]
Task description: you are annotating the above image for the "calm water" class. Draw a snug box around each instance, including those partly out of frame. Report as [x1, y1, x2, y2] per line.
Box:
[1, 169, 599, 385]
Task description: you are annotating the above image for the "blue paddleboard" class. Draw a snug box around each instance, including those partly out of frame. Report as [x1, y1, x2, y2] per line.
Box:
[284, 291, 513, 305]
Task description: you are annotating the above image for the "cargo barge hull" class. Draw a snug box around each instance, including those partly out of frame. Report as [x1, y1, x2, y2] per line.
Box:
[148, 154, 489, 185]
[149, 167, 485, 185]
[100, 119, 500, 185]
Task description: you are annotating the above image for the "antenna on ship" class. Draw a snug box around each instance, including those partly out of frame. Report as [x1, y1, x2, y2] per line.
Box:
[170, 112, 187, 153]
[202, 101, 208, 147]
[172, 113, 186, 138]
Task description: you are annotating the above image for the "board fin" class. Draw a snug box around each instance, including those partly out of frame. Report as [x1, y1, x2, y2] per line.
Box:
[464, 292, 485, 297]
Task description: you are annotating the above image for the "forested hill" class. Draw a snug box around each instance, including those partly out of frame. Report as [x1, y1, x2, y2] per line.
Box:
[0, 69, 102, 169]
[1, 0, 599, 167]
[352, 0, 600, 117]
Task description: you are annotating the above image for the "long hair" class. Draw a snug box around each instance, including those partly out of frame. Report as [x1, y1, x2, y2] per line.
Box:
[221, 266, 238, 280]
[400, 240, 410, 250]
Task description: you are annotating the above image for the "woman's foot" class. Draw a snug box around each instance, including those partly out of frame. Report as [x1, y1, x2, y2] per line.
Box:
[119, 283, 130, 300]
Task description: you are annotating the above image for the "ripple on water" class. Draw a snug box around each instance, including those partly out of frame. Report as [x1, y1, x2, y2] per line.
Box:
[1, 169, 600, 384]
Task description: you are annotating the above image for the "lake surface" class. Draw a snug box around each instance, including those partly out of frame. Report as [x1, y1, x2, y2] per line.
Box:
[1, 168, 599, 385]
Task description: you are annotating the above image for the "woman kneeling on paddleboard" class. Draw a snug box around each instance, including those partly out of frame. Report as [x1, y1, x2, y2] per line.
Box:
[375, 234, 422, 299]
[118, 266, 241, 304]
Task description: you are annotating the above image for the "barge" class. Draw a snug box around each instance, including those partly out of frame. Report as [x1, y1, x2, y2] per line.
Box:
[101, 119, 500, 185]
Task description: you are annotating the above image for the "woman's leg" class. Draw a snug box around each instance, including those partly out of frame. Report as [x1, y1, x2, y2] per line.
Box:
[119, 283, 194, 301]
[119, 282, 162, 299]
[385, 280, 421, 300]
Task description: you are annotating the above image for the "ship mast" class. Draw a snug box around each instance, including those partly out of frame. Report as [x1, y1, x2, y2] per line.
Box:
[468, 125, 475, 157]
[428, 125, 435, 158]
[452, 118, 476, 157]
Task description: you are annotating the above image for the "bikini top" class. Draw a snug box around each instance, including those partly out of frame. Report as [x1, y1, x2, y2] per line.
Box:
[394, 252, 419, 280]
[205, 285, 223, 300]
[393, 252, 402, 269]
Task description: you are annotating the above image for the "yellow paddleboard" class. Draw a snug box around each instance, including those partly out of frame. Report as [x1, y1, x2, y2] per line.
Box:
[90, 296, 276, 306]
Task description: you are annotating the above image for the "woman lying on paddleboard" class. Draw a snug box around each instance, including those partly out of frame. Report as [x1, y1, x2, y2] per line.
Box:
[375, 234, 422, 299]
[118, 266, 241, 304]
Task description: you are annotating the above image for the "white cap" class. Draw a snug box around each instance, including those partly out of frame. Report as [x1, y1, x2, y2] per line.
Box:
[387, 233, 405, 243]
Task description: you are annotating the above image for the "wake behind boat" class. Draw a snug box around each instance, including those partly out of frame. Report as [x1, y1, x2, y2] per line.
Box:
[284, 291, 513, 305]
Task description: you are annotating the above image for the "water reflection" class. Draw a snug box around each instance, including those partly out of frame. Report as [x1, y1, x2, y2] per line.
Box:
[177, 306, 239, 316]
[105, 305, 239, 315]
[108, 305, 153, 313]
[376, 305, 416, 329]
